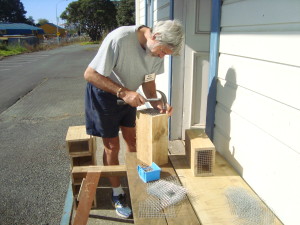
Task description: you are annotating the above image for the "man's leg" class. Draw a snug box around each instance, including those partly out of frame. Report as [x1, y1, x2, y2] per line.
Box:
[102, 136, 121, 187]
[120, 126, 136, 152]
[102, 127, 135, 188]
[102, 135, 132, 218]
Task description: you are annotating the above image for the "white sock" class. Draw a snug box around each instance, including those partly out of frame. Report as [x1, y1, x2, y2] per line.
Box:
[112, 185, 125, 196]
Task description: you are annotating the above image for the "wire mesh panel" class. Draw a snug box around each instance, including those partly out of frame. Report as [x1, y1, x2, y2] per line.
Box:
[196, 149, 214, 176]
[138, 196, 176, 218]
[225, 187, 276, 225]
[147, 179, 187, 208]
[138, 176, 188, 218]
[138, 108, 161, 116]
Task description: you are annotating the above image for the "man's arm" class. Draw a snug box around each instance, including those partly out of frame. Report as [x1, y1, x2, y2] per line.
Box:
[84, 66, 145, 107]
[142, 80, 173, 116]
[141, 80, 157, 99]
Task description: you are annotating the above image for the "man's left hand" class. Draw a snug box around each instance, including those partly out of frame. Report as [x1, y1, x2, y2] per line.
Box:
[155, 103, 173, 116]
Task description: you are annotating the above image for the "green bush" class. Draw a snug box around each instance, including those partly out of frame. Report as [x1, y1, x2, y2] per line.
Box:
[0, 44, 28, 57]
[0, 37, 95, 58]
[0, 44, 8, 51]
[80, 41, 100, 45]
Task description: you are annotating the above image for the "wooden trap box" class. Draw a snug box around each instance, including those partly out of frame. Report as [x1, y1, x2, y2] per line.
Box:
[185, 129, 215, 176]
[136, 109, 169, 166]
[65, 126, 93, 157]
[65, 125, 97, 209]
[71, 155, 95, 168]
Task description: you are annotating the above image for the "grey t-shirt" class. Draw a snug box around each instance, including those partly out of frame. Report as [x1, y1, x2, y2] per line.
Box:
[89, 25, 164, 91]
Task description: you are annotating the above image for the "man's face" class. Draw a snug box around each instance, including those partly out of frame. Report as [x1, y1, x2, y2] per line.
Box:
[146, 41, 173, 58]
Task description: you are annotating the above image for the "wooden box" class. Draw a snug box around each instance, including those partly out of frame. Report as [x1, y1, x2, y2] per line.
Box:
[66, 126, 94, 157]
[185, 129, 215, 176]
[66, 125, 98, 209]
[136, 109, 169, 166]
[71, 155, 95, 168]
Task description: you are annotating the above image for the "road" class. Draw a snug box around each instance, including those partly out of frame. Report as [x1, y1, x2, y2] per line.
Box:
[0, 44, 96, 114]
[0, 44, 98, 224]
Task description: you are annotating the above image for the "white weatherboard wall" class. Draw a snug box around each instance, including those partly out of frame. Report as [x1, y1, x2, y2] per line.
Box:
[214, 1, 300, 225]
[136, 0, 145, 25]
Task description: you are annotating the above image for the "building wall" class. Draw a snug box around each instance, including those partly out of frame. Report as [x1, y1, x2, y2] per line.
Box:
[214, 1, 300, 224]
[39, 24, 66, 38]
[136, 0, 145, 25]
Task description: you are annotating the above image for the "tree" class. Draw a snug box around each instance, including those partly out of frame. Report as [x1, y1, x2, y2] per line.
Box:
[0, 0, 28, 23]
[37, 19, 49, 26]
[116, 0, 135, 26]
[61, 0, 117, 41]
[27, 16, 35, 25]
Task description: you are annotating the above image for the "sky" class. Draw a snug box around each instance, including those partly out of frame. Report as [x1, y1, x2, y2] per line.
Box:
[21, 0, 77, 25]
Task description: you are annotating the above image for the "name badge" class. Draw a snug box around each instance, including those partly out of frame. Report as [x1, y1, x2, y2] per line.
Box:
[144, 73, 156, 82]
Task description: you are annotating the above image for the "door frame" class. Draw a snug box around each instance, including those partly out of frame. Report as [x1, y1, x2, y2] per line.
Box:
[170, 0, 212, 140]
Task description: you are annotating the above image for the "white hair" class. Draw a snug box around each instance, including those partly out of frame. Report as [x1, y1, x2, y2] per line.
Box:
[152, 20, 184, 55]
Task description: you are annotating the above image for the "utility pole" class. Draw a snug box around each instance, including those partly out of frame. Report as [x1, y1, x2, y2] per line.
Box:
[56, 0, 68, 43]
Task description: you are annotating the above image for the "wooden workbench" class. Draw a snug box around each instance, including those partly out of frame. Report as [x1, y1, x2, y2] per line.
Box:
[126, 152, 201, 225]
[72, 147, 283, 225]
[169, 151, 283, 225]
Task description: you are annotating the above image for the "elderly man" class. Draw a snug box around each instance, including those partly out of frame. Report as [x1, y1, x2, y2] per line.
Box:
[84, 20, 183, 218]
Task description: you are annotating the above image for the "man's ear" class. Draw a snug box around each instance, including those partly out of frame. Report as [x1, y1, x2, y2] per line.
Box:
[151, 33, 158, 40]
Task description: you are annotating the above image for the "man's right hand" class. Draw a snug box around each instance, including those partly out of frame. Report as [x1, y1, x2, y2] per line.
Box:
[120, 90, 146, 107]
[84, 67, 146, 108]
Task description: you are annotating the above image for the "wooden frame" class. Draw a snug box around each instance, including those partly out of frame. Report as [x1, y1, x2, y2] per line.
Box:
[185, 129, 215, 176]
[66, 126, 93, 157]
[65, 126, 98, 210]
[72, 165, 127, 225]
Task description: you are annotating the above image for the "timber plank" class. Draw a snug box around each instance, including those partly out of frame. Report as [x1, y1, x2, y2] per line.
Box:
[72, 165, 127, 174]
[126, 152, 168, 225]
[169, 151, 283, 225]
[126, 152, 200, 225]
[156, 159, 201, 225]
[73, 172, 100, 225]
[72, 165, 127, 184]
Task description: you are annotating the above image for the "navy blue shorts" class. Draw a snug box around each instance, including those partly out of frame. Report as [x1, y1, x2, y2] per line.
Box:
[85, 83, 137, 138]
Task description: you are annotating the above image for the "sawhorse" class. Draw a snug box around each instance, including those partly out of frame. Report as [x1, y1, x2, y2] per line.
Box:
[71, 153, 201, 225]
[72, 165, 127, 225]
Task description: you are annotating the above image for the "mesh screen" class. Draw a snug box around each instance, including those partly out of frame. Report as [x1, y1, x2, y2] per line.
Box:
[139, 108, 161, 115]
[197, 149, 213, 174]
